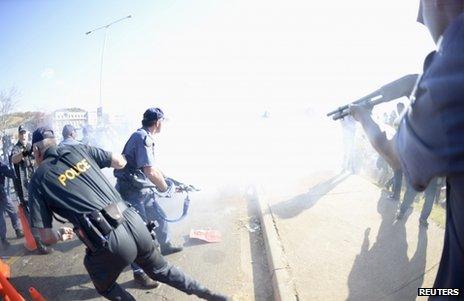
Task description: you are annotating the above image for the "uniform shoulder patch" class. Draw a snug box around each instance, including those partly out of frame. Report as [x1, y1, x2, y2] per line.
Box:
[144, 135, 154, 147]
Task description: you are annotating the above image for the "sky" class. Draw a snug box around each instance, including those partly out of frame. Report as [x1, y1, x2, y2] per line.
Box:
[0, 0, 436, 188]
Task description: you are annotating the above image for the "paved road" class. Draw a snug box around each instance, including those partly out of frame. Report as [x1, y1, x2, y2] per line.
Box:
[262, 171, 445, 301]
[2, 188, 273, 300]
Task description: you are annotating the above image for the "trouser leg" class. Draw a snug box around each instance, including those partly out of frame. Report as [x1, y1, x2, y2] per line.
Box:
[0, 199, 7, 240]
[399, 181, 418, 214]
[84, 222, 138, 301]
[420, 178, 438, 222]
[4, 198, 20, 230]
[146, 199, 170, 246]
[125, 208, 212, 298]
[392, 170, 403, 200]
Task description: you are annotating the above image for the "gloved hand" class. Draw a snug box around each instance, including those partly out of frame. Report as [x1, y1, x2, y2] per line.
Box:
[155, 178, 175, 198]
[22, 146, 32, 157]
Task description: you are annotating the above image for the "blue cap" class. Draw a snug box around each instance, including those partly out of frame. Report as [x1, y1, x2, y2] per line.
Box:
[62, 124, 76, 138]
[32, 127, 55, 145]
[143, 107, 164, 122]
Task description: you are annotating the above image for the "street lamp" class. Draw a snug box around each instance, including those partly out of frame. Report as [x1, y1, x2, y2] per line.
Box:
[86, 15, 132, 126]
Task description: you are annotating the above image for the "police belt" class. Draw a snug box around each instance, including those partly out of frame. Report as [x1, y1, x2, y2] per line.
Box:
[74, 201, 128, 253]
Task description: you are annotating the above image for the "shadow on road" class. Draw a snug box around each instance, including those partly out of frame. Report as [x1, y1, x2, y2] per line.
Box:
[347, 191, 428, 301]
[11, 274, 98, 301]
[271, 172, 350, 219]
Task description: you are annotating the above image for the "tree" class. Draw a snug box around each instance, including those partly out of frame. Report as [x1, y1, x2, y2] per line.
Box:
[0, 87, 19, 134]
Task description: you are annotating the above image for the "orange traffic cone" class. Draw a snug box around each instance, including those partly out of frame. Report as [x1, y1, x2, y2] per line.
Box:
[0, 261, 25, 301]
[29, 287, 46, 301]
[17, 205, 37, 251]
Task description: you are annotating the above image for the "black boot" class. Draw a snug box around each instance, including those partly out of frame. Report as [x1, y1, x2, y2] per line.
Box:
[160, 241, 183, 255]
[36, 240, 53, 255]
[195, 288, 231, 301]
[133, 272, 160, 289]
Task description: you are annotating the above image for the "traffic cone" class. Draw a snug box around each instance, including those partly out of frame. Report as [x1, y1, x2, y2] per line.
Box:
[17, 205, 37, 251]
[29, 287, 46, 301]
[0, 258, 9, 300]
[0, 266, 25, 301]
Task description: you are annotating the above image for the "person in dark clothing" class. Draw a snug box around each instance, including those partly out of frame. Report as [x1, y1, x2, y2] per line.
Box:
[0, 160, 23, 250]
[28, 127, 229, 301]
[350, 0, 464, 296]
[10, 125, 52, 254]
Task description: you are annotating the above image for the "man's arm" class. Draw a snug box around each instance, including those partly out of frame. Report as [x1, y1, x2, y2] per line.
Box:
[11, 146, 28, 164]
[36, 227, 73, 245]
[143, 166, 168, 192]
[350, 103, 402, 171]
[111, 153, 126, 169]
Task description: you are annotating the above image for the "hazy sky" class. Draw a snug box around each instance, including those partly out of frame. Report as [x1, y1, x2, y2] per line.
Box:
[0, 0, 437, 186]
[1, 0, 434, 116]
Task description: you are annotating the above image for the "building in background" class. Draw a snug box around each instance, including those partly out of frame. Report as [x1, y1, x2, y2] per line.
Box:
[51, 108, 87, 136]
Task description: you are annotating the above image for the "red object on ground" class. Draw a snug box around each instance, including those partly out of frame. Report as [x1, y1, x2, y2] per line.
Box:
[0, 261, 25, 301]
[29, 287, 47, 301]
[189, 229, 222, 243]
[18, 205, 37, 251]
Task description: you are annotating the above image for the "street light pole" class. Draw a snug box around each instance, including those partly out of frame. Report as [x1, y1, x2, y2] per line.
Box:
[86, 15, 131, 126]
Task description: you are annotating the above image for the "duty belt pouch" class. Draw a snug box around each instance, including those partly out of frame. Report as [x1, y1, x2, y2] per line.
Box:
[76, 215, 107, 252]
[88, 211, 113, 236]
[101, 202, 125, 228]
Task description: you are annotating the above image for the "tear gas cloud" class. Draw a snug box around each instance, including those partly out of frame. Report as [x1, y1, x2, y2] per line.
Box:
[64, 0, 432, 197]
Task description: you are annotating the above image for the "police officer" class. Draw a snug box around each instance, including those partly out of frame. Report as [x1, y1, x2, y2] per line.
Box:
[114, 108, 183, 286]
[10, 125, 51, 254]
[0, 160, 23, 250]
[59, 124, 80, 146]
[28, 127, 229, 301]
[350, 0, 464, 295]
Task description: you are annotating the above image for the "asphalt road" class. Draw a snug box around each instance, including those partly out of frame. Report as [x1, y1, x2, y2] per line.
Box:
[2, 187, 273, 301]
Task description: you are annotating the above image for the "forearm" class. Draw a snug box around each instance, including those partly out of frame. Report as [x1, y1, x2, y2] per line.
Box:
[358, 114, 402, 170]
[111, 153, 127, 169]
[144, 166, 168, 192]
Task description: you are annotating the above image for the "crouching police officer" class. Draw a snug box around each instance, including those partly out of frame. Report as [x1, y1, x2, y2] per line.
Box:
[28, 127, 229, 301]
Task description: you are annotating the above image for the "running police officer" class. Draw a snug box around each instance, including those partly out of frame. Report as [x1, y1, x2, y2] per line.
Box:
[28, 127, 228, 301]
[114, 108, 183, 286]
[350, 0, 464, 295]
[10, 125, 51, 254]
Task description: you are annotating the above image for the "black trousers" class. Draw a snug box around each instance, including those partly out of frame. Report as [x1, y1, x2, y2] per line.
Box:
[83, 207, 210, 300]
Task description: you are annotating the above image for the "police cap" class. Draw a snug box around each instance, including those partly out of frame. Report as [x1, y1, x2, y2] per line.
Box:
[18, 125, 27, 133]
[32, 126, 55, 145]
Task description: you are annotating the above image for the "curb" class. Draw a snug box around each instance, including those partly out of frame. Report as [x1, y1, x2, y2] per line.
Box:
[255, 187, 298, 301]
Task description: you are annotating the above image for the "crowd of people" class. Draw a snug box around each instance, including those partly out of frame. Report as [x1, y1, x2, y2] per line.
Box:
[0, 111, 229, 300]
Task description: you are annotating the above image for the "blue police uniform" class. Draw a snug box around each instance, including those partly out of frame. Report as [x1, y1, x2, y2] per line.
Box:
[396, 12, 464, 297]
[114, 108, 180, 279]
[0, 161, 22, 248]
[114, 127, 170, 243]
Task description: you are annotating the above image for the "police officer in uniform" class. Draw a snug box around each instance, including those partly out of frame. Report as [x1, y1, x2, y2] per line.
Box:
[350, 0, 464, 296]
[28, 127, 228, 301]
[10, 125, 51, 254]
[114, 108, 183, 286]
[59, 124, 81, 146]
